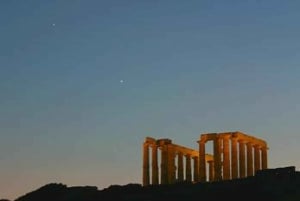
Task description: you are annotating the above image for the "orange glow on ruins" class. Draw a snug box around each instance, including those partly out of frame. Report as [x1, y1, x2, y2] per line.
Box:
[142, 131, 268, 185]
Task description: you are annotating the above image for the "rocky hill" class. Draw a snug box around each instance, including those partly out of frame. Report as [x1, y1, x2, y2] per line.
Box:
[13, 167, 300, 201]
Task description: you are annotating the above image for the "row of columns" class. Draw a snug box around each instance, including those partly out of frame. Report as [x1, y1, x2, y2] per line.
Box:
[143, 132, 268, 185]
[199, 132, 268, 182]
[143, 138, 215, 186]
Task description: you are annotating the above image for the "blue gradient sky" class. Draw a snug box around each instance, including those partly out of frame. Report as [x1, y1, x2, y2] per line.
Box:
[1, 0, 300, 199]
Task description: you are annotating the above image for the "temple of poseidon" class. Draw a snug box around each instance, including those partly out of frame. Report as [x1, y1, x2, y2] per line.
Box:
[142, 131, 268, 186]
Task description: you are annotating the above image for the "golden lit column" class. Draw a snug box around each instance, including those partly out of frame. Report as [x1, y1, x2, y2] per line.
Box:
[254, 145, 261, 174]
[143, 142, 150, 186]
[151, 144, 159, 185]
[160, 144, 168, 184]
[177, 152, 184, 182]
[247, 142, 253, 176]
[193, 156, 199, 182]
[223, 136, 230, 180]
[199, 139, 206, 182]
[167, 145, 176, 184]
[261, 146, 268, 169]
[239, 140, 246, 178]
[208, 160, 214, 182]
[186, 154, 192, 182]
[213, 136, 222, 181]
[231, 136, 238, 179]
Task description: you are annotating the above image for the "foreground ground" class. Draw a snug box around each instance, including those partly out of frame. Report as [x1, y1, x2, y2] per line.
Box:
[8, 167, 300, 201]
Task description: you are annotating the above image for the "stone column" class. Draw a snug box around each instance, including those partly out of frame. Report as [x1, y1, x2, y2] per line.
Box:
[193, 156, 199, 182]
[261, 146, 268, 169]
[143, 143, 150, 186]
[239, 140, 246, 178]
[254, 145, 261, 174]
[213, 136, 222, 181]
[177, 152, 184, 182]
[186, 154, 192, 182]
[160, 145, 168, 184]
[167, 145, 176, 184]
[231, 137, 238, 179]
[208, 160, 214, 182]
[223, 136, 230, 180]
[199, 140, 206, 182]
[151, 144, 159, 185]
[247, 142, 253, 176]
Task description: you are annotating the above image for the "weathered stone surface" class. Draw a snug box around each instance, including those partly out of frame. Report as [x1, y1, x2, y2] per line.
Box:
[143, 131, 268, 185]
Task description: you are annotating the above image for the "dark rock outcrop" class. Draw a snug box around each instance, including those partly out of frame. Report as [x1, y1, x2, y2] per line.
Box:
[14, 167, 300, 201]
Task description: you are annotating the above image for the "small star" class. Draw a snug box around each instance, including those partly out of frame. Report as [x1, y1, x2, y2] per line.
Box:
[52, 23, 56, 26]
[120, 80, 124, 83]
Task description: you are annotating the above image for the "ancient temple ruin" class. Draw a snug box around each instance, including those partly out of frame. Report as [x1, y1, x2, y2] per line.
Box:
[142, 131, 268, 186]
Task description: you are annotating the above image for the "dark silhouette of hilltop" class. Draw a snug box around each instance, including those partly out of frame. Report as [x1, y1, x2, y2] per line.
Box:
[14, 166, 300, 201]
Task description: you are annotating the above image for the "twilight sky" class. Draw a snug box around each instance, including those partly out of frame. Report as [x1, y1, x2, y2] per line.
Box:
[1, 0, 300, 199]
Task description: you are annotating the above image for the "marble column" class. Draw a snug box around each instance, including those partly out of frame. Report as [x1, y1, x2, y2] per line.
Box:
[160, 145, 168, 184]
[261, 147, 268, 169]
[193, 156, 199, 182]
[247, 142, 253, 176]
[177, 152, 184, 182]
[254, 145, 261, 174]
[143, 143, 150, 186]
[213, 136, 222, 181]
[223, 136, 230, 180]
[208, 160, 214, 182]
[199, 140, 206, 182]
[239, 140, 246, 178]
[186, 154, 192, 182]
[167, 145, 176, 184]
[151, 144, 159, 185]
[231, 137, 238, 179]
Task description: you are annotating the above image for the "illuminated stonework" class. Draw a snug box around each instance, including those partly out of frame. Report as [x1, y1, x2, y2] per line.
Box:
[142, 137, 214, 185]
[142, 131, 268, 185]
